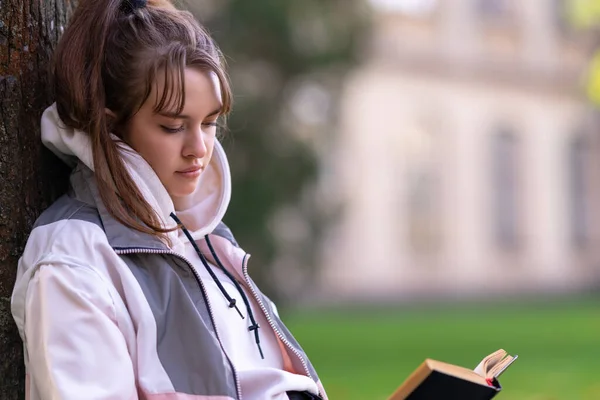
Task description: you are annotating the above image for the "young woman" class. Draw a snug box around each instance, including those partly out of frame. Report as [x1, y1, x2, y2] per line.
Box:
[10, 0, 326, 399]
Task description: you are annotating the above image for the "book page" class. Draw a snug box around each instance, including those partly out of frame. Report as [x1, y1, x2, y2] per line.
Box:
[489, 355, 518, 378]
[473, 349, 507, 378]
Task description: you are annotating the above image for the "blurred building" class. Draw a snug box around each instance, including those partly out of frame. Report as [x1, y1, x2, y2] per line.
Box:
[319, 0, 600, 301]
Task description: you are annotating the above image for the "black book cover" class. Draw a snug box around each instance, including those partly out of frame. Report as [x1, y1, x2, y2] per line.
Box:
[405, 371, 500, 400]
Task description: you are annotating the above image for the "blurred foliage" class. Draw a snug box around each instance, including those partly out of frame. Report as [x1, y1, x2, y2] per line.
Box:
[568, 0, 600, 28]
[181, 0, 366, 301]
[568, 0, 600, 104]
[587, 52, 600, 104]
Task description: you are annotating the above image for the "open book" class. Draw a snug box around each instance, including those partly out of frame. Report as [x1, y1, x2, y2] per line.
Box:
[388, 349, 518, 400]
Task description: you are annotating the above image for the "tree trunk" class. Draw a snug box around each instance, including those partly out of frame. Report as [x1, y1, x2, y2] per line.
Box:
[0, 0, 75, 398]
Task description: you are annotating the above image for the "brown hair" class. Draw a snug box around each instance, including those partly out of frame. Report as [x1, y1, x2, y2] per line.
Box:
[53, 0, 232, 243]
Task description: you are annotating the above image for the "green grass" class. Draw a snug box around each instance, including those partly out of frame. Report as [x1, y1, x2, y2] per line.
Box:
[284, 297, 600, 400]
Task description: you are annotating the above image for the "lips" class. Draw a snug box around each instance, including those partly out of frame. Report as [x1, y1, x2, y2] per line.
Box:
[177, 165, 203, 173]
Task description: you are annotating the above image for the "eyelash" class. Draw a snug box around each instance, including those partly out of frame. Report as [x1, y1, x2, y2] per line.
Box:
[161, 125, 185, 134]
[160, 122, 218, 134]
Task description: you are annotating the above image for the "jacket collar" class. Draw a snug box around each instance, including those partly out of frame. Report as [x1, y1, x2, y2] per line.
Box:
[70, 163, 169, 251]
[69, 163, 240, 252]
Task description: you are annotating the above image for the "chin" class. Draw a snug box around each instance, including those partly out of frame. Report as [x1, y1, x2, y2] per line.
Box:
[167, 184, 198, 199]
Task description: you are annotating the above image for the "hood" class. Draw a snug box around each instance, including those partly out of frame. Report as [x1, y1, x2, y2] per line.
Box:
[39, 104, 273, 364]
[41, 103, 232, 246]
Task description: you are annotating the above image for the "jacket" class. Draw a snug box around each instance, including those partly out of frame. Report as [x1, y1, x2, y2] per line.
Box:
[11, 104, 327, 400]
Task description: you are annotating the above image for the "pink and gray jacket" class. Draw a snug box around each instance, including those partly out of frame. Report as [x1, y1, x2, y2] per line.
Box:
[10, 104, 327, 400]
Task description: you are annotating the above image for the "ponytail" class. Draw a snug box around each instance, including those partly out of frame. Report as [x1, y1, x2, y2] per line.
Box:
[53, 0, 231, 244]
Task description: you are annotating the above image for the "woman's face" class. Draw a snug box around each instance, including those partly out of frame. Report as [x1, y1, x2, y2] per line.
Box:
[124, 68, 222, 201]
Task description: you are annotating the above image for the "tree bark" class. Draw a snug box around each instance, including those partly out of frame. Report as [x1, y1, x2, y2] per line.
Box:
[0, 0, 75, 398]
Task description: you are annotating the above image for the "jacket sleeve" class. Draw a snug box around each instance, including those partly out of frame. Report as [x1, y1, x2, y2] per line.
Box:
[24, 263, 137, 400]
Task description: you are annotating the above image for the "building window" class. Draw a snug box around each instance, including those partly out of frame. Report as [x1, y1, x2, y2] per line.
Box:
[477, 0, 514, 19]
[568, 134, 589, 247]
[476, 0, 519, 54]
[403, 119, 441, 254]
[553, 0, 568, 31]
[491, 127, 519, 250]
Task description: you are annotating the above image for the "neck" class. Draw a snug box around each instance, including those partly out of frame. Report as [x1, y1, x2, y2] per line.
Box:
[171, 194, 194, 211]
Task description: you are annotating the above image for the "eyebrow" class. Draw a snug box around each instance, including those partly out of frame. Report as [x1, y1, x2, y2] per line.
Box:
[159, 107, 222, 119]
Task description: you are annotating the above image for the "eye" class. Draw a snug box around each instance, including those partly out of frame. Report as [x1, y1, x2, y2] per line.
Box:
[160, 125, 185, 134]
[202, 121, 218, 127]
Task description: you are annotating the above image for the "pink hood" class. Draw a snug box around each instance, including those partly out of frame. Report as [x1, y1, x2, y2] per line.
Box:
[40, 103, 232, 247]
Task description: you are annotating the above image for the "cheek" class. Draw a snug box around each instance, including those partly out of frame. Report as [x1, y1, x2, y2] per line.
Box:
[146, 145, 169, 172]
[123, 121, 149, 155]
[205, 135, 217, 158]
[147, 139, 180, 173]
[126, 126, 179, 175]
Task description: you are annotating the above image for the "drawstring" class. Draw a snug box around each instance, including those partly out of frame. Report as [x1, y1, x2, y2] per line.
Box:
[170, 213, 265, 359]
[170, 213, 243, 318]
[205, 234, 264, 360]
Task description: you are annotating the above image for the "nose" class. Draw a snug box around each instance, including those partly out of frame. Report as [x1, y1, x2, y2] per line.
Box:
[183, 125, 207, 159]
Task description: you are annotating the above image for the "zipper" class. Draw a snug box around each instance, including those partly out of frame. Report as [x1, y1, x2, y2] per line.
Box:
[114, 247, 243, 400]
[240, 253, 314, 382]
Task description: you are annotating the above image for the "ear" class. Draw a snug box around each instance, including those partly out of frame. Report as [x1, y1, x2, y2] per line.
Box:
[105, 108, 123, 138]
[105, 108, 117, 118]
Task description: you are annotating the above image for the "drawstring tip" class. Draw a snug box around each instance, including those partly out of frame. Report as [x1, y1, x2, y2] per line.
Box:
[256, 340, 264, 359]
[234, 305, 244, 319]
[249, 323, 264, 359]
[229, 299, 244, 319]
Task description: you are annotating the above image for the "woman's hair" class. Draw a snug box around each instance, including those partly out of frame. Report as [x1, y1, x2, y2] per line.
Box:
[53, 0, 232, 243]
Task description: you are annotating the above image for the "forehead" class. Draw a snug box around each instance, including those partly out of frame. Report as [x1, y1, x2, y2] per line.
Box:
[150, 67, 222, 115]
